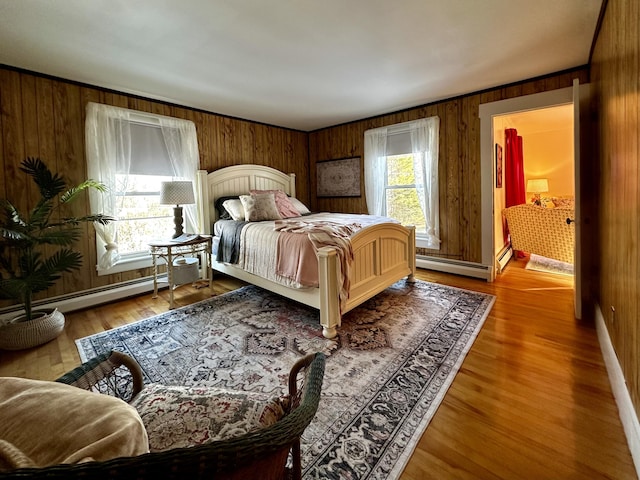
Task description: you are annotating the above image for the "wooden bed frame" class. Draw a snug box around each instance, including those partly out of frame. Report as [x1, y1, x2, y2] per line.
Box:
[196, 164, 415, 339]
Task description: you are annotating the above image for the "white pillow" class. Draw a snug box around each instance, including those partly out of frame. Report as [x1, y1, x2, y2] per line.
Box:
[239, 193, 282, 222]
[222, 199, 246, 221]
[289, 197, 311, 215]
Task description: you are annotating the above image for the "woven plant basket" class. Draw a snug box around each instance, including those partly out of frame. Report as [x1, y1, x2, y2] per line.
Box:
[0, 308, 65, 350]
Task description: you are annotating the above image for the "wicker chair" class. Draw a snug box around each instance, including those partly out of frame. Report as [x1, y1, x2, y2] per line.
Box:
[1, 350, 325, 480]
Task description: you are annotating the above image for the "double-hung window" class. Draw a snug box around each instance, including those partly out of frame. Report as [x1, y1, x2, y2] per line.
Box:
[364, 117, 440, 250]
[85, 103, 200, 274]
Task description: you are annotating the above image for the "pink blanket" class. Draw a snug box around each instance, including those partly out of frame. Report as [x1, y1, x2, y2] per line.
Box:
[274, 220, 361, 309]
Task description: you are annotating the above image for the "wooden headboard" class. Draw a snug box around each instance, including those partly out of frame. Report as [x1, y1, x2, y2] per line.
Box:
[196, 164, 297, 234]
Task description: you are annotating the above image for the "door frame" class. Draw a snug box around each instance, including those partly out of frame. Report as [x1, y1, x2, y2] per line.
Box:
[479, 86, 578, 289]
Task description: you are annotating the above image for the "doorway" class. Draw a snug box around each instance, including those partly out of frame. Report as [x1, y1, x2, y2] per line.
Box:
[494, 104, 575, 270]
[480, 82, 588, 319]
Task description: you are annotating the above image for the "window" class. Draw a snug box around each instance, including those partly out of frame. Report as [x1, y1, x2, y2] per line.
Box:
[364, 117, 440, 250]
[114, 172, 174, 257]
[385, 154, 425, 232]
[114, 122, 175, 259]
[86, 103, 200, 274]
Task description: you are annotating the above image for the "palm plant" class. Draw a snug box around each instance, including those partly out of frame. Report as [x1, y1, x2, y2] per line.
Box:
[0, 157, 114, 321]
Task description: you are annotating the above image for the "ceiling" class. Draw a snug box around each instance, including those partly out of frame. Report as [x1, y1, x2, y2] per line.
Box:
[0, 1, 601, 131]
[502, 104, 574, 135]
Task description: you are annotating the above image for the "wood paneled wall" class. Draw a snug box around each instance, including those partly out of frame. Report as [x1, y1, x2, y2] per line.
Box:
[309, 70, 588, 263]
[591, 0, 640, 414]
[0, 67, 308, 305]
[0, 64, 591, 307]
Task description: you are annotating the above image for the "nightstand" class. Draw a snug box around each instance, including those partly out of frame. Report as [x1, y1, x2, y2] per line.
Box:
[148, 235, 212, 309]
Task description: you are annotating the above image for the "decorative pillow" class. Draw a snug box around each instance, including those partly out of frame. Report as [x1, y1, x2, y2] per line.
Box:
[552, 196, 575, 208]
[131, 384, 287, 452]
[0, 377, 149, 469]
[222, 199, 246, 221]
[250, 189, 300, 218]
[239, 193, 282, 222]
[288, 197, 311, 215]
[530, 196, 554, 208]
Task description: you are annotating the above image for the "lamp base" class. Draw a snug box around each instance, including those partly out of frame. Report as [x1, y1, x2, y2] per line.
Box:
[172, 206, 184, 239]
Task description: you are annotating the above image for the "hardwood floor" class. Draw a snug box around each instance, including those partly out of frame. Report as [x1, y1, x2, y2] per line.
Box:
[0, 258, 636, 479]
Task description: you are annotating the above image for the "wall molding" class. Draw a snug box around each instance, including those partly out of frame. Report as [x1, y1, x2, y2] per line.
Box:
[595, 303, 640, 477]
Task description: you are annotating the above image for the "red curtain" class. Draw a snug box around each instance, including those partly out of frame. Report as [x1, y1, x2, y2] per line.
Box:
[505, 128, 525, 207]
[504, 128, 525, 247]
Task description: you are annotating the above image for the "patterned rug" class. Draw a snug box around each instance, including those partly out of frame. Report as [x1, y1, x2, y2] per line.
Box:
[76, 280, 495, 479]
[525, 253, 574, 276]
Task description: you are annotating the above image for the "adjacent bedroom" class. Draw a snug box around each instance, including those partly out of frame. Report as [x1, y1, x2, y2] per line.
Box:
[495, 104, 576, 278]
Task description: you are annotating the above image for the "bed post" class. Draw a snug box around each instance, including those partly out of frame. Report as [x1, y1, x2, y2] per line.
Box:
[196, 170, 211, 234]
[289, 173, 296, 198]
[317, 246, 340, 339]
[407, 225, 416, 282]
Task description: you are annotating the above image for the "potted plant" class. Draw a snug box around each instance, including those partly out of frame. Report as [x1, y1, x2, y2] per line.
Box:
[0, 157, 114, 349]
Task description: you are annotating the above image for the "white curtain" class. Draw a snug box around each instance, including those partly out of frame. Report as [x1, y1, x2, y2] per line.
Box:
[159, 118, 200, 233]
[86, 102, 200, 270]
[85, 103, 131, 270]
[364, 127, 388, 216]
[410, 117, 440, 249]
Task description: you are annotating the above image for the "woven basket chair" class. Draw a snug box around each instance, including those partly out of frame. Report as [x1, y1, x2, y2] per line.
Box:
[1, 350, 325, 480]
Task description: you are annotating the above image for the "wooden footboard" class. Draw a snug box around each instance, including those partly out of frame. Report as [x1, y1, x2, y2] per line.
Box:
[318, 224, 415, 338]
[212, 224, 415, 339]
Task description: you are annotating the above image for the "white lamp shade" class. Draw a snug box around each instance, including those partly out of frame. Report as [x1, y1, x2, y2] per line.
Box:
[160, 181, 195, 206]
[526, 178, 549, 193]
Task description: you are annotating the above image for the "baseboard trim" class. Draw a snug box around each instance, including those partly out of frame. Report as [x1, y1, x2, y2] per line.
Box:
[595, 303, 640, 477]
[416, 256, 492, 281]
[0, 277, 160, 321]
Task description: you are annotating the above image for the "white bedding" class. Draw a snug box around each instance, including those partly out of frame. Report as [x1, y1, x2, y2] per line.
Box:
[214, 213, 399, 289]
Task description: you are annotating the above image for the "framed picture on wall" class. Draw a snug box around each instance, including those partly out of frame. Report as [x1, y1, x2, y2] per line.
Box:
[495, 144, 503, 188]
[317, 157, 361, 197]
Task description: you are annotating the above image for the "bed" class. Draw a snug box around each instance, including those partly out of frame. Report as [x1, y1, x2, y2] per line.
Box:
[196, 164, 415, 339]
[503, 203, 575, 264]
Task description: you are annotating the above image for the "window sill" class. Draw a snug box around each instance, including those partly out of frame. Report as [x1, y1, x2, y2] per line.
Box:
[96, 254, 155, 276]
[416, 234, 440, 251]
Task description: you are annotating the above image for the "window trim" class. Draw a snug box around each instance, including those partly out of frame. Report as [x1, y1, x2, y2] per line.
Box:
[364, 116, 440, 250]
[86, 102, 200, 273]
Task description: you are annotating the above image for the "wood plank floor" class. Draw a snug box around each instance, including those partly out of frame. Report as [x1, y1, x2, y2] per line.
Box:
[0, 257, 636, 479]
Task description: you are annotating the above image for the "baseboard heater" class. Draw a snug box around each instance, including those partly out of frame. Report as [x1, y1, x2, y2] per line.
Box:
[496, 246, 513, 273]
[416, 255, 492, 281]
[0, 276, 162, 321]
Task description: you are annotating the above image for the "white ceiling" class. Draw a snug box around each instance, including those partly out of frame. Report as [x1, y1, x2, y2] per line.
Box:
[503, 104, 575, 135]
[0, 0, 601, 131]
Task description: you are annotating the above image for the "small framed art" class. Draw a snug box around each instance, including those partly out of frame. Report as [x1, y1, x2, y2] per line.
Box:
[316, 157, 361, 197]
[495, 144, 503, 188]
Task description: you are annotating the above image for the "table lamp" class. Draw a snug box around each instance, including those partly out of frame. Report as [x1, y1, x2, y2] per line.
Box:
[526, 178, 549, 206]
[160, 180, 195, 238]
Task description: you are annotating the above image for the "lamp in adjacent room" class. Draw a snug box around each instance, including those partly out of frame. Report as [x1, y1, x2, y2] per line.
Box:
[526, 178, 549, 206]
[160, 180, 195, 238]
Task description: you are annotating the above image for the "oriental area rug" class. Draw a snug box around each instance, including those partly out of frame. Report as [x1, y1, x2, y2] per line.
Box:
[76, 280, 495, 480]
